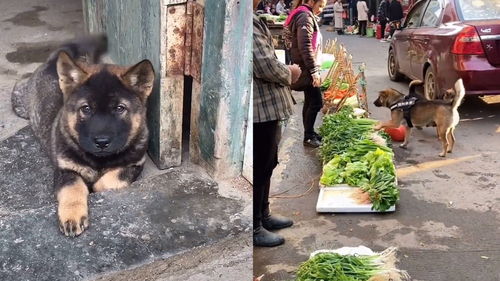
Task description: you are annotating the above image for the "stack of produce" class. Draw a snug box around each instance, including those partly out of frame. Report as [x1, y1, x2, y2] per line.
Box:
[318, 106, 398, 212]
[296, 247, 410, 281]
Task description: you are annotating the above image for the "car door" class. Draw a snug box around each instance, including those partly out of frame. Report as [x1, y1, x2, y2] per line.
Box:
[394, 0, 428, 76]
[410, 0, 443, 78]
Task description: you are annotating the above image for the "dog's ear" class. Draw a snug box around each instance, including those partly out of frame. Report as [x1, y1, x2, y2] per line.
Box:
[57, 51, 89, 99]
[377, 89, 390, 103]
[443, 88, 455, 100]
[389, 88, 404, 96]
[121, 60, 155, 100]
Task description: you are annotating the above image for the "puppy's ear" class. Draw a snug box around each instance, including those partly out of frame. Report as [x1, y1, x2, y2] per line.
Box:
[57, 51, 89, 99]
[121, 60, 155, 100]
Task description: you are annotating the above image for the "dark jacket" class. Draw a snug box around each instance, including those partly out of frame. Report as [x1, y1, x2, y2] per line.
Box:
[388, 0, 403, 21]
[287, 5, 320, 90]
[377, 0, 389, 22]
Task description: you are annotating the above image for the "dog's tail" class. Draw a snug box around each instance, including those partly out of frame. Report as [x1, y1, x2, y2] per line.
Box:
[48, 33, 108, 64]
[409, 80, 424, 97]
[452, 78, 465, 111]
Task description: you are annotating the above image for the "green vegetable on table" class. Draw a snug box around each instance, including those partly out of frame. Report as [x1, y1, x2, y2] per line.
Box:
[319, 106, 380, 164]
[277, 14, 287, 22]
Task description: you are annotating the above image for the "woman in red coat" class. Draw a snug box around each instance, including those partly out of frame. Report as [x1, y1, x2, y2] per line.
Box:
[285, 0, 327, 148]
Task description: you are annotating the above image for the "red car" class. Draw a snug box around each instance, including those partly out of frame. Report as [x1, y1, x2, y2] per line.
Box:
[388, 0, 500, 99]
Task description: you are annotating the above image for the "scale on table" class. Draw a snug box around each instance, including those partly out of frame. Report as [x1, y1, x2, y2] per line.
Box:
[316, 185, 396, 213]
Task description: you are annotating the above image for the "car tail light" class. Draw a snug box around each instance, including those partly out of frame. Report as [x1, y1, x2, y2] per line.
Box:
[451, 26, 485, 55]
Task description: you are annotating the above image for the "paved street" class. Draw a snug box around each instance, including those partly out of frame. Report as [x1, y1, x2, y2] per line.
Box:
[254, 29, 500, 281]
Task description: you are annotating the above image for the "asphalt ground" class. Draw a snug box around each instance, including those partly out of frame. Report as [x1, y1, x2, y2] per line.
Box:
[254, 29, 500, 281]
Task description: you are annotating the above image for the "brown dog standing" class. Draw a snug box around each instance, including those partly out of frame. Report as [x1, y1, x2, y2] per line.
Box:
[373, 79, 465, 157]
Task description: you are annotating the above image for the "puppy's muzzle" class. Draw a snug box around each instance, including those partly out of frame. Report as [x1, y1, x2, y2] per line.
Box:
[373, 98, 382, 107]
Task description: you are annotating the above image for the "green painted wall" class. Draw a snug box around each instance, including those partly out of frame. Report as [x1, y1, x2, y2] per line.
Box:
[199, 0, 252, 175]
[198, 0, 226, 165]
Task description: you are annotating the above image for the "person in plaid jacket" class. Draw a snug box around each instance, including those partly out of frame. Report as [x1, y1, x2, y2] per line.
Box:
[253, 0, 301, 247]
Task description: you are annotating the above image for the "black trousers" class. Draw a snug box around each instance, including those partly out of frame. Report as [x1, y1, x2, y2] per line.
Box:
[303, 85, 323, 140]
[285, 49, 291, 65]
[253, 120, 280, 229]
[359, 20, 367, 36]
[380, 20, 387, 38]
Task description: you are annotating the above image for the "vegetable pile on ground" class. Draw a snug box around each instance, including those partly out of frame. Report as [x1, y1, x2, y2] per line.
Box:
[318, 106, 398, 211]
[296, 248, 410, 281]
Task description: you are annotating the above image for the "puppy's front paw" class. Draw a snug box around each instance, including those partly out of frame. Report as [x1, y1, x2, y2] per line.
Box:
[439, 152, 446, 157]
[58, 205, 89, 237]
[399, 143, 407, 149]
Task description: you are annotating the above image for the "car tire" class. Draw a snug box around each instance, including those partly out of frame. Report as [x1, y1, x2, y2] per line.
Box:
[388, 49, 404, 81]
[424, 67, 438, 100]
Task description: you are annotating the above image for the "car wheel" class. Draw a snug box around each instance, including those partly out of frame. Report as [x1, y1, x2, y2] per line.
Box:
[424, 67, 437, 100]
[388, 49, 403, 81]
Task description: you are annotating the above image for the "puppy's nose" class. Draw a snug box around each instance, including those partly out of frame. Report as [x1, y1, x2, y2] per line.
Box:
[94, 137, 111, 149]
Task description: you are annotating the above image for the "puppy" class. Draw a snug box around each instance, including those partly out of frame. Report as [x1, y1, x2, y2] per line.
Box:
[11, 35, 155, 237]
[373, 79, 465, 157]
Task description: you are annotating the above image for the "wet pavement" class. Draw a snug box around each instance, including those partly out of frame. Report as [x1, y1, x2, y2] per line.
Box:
[0, 0, 83, 141]
[254, 30, 500, 281]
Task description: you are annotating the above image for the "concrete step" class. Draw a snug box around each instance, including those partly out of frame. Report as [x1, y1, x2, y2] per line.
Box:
[0, 127, 251, 281]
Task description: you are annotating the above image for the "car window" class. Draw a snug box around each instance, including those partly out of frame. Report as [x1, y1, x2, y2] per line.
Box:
[421, 0, 442, 27]
[457, 0, 500, 20]
[403, 1, 426, 28]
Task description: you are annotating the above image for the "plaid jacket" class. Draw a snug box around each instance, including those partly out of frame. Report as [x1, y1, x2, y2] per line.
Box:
[253, 15, 294, 123]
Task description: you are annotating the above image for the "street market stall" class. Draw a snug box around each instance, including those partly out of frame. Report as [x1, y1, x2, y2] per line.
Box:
[315, 39, 399, 213]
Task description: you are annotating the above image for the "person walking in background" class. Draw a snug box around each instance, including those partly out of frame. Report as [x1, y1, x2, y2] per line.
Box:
[349, 0, 358, 25]
[253, 0, 302, 247]
[377, 0, 389, 42]
[333, 0, 344, 35]
[285, 0, 327, 148]
[388, 0, 403, 39]
[356, 0, 368, 36]
[257, 0, 266, 11]
[276, 0, 288, 14]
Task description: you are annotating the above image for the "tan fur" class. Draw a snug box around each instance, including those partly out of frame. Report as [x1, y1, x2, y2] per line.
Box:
[126, 113, 142, 146]
[57, 156, 98, 182]
[374, 79, 465, 157]
[62, 111, 79, 141]
[56, 52, 90, 98]
[93, 168, 129, 192]
[57, 177, 89, 237]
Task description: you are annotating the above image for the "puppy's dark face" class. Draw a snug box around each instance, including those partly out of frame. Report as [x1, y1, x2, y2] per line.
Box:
[65, 73, 143, 156]
[56, 52, 154, 157]
[373, 88, 404, 108]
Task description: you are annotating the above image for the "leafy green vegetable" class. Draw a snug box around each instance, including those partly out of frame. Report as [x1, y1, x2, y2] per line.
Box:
[360, 148, 399, 211]
[319, 107, 372, 163]
[277, 14, 287, 22]
[343, 162, 369, 187]
[319, 155, 344, 186]
[320, 78, 332, 91]
[296, 248, 411, 281]
[296, 253, 381, 281]
[318, 106, 400, 211]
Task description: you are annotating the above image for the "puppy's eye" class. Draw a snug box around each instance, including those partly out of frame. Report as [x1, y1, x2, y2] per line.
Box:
[114, 105, 126, 114]
[80, 105, 92, 115]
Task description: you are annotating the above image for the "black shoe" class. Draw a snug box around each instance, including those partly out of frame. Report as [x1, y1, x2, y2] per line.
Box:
[313, 132, 322, 141]
[262, 215, 293, 230]
[253, 227, 285, 247]
[303, 137, 321, 148]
